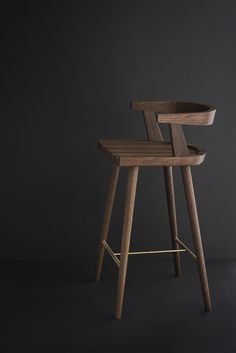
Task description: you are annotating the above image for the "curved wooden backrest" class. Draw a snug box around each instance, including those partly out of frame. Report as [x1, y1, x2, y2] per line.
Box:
[132, 101, 216, 126]
[131, 101, 216, 157]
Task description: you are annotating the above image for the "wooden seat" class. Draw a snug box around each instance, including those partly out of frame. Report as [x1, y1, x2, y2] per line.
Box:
[98, 139, 205, 166]
[95, 101, 216, 319]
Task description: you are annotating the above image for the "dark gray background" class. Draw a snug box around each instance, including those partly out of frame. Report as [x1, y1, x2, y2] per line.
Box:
[1, 0, 235, 261]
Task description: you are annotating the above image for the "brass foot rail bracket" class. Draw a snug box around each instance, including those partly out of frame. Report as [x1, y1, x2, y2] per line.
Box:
[101, 237, 197, 268]
[102, 240, 120, 267]
[175, 237, 197, 260]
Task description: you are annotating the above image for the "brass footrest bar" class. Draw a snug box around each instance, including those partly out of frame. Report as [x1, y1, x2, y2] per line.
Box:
[102, 240, 187, 269]
[102, 241, 120, 267]
[175, 237, 197, 260]
[102, 238, 196, 269]
[114, 249, 186, 256]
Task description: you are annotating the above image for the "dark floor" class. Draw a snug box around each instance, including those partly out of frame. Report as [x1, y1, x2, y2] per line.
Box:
[0, 257, 236, 353]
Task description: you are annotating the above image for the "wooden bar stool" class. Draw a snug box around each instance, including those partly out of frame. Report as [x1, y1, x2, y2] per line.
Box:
[95, 101, 216, 319]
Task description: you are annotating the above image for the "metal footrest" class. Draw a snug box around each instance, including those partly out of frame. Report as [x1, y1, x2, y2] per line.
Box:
[114, 248, 186, 256]
[102, 238, 197, 268]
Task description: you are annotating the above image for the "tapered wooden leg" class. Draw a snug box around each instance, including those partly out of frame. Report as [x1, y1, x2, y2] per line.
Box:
[115, 167, 139, 319]
[181, 166, 212, 311]
[163, 166, 181, 277]
[95, 163, 120, 282]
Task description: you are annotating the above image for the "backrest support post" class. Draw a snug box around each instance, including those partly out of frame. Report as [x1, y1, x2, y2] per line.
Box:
[169, 124, 189, 157]
[143, 110, 163, 141]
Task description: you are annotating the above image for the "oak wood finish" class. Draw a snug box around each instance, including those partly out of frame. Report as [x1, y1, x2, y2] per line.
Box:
[169, 124, 189, 157]
[143, 110, 163, 141]
[158, 110, 215, 126]
[97, 100, 215, 318]
[96, 164, 120, 282]
[115, 167, 139, 319]
[164, 167, 181, 276]
[98, 139, 205, 167]
[181, 166, 212, 311]
[142, 110, 181, 278]
[132, 101, 216, 126]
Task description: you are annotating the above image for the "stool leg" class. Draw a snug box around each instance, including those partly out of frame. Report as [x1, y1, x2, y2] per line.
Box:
[115, 167, 139, 319]
[163, 166, 181, 276]
[95, 164, 120, 282]
[181, 166, 212, 311]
